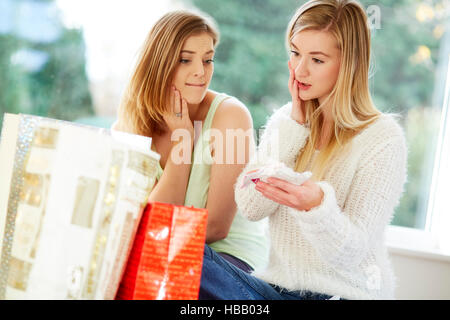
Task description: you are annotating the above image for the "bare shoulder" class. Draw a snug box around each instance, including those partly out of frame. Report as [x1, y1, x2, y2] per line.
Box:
[212, 96, 253, 130]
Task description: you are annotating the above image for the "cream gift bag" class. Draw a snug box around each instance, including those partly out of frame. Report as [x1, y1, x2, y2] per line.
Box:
[0, 114, 160, 300]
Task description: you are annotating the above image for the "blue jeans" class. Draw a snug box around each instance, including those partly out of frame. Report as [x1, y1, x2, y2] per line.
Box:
[199, 244, 336, 300]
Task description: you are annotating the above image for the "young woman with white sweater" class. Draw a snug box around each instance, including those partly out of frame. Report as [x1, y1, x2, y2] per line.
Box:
[199, 0, 407, 300]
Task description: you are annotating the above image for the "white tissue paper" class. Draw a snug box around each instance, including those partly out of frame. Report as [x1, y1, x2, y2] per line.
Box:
[241, 162, 312, 189]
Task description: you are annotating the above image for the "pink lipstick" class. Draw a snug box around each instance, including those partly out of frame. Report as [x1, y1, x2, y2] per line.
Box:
[297, 81, 311, 90]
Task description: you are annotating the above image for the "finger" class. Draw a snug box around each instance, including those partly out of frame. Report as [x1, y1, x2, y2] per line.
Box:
[293, 79, 300, 103]
[288, 61, 296, 93]
[174, 89, 181, 115]
[181, 98, 189, 119]
[255, 182, 270, 195]
[256, 185, 291, 206]
[266, 177, 297, 193]
[288, 65, 293, 94]
[169, 86, 175, 113]
[256, 180, 288, 195]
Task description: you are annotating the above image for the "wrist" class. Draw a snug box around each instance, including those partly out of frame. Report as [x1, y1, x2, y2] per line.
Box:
[169, 126, 194, 144]
[305, 184, 324, 211]
[293, 117, 309, 128]
[290, 111, 304, 124]
[171, 136, 193, 149]
[169, 134, 193, 165]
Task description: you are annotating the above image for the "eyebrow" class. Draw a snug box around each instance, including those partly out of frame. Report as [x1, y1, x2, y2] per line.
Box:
[290, 42, 331, 58]
[181, 50, 215, 55]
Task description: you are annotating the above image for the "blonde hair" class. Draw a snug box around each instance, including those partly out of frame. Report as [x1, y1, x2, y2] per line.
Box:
[117, 10, 219, 136]
[287, 0, 381, 180]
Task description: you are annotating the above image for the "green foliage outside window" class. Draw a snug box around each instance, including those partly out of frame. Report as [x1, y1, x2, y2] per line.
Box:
[0, 0, 94, 133]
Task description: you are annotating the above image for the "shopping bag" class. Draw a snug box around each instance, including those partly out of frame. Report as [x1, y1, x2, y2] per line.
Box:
[115, 202, 208, 300]
[0, 113, 160, 299]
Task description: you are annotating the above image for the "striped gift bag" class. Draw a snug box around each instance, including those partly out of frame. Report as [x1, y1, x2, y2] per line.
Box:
[115, 202, 208, 300]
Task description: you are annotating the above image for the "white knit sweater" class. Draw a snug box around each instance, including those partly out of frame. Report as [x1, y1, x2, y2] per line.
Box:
[235, 103, 407, 300]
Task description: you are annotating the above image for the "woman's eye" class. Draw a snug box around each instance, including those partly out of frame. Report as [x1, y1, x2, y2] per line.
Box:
[180, 59, 190, 64]
[313, 58, 324, 64]
[290, 50, 299, 57]
[204, 59, 214, 64]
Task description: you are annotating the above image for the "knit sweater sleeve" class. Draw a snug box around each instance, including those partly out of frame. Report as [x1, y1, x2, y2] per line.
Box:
[290, 132, 407, 270]
[235, 103, 310, 221]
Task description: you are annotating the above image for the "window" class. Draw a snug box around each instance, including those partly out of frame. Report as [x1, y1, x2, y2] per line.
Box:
[0, 0, 94, 128]
[426, 57, 450, 253]
[369, 1, 449, 231]
[1, 0, 449, 241]
[0, 0, 181, 131]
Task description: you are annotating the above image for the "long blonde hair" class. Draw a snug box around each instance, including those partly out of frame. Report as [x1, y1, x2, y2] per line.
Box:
[288, 0, 381, 180]
[117, 10, 219, 136]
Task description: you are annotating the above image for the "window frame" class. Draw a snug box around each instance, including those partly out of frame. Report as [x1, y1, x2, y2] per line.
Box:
[387, 54, 450, 261]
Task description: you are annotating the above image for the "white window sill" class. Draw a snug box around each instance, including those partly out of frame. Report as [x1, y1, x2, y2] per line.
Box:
[386, 225, 450, 263]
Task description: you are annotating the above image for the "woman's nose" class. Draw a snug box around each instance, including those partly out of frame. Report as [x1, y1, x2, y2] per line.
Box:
[193, 60, 205, 77]
[294, 58, 309, 78]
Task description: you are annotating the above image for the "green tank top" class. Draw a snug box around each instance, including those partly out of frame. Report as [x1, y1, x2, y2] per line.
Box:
[155, 93, 268, 270]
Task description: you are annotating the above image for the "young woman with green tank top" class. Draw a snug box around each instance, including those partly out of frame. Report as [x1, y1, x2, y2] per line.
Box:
[113, 11, 268, 272]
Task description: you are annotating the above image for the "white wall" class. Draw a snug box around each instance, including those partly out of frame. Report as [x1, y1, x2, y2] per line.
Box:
[389, 249, 450, 299]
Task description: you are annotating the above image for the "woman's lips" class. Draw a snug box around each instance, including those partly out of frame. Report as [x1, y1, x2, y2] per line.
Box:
[297, 81, 311, 90]
[186, 83, 205, 87]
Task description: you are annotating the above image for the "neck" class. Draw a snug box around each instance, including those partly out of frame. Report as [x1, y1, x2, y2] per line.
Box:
[188, 91, 212, 122]
[188, 102, 202, 122]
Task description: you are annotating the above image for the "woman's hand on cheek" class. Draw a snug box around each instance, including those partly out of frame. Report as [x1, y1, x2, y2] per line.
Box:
[255, 177, 324, 212]
[288, 61, 306, 125]
[163, 86, 194, 138]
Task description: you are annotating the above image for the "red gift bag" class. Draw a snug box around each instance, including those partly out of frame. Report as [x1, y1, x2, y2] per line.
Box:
[115, 202, 208, 300]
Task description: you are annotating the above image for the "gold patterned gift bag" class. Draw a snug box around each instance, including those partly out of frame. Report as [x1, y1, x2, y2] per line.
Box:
[0, 113, 160, 300]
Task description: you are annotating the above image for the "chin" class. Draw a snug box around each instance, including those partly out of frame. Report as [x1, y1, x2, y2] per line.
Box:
[300, 90, 323, 102]
[299, 93, 314, 101]
[184, 92, 207, 105]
